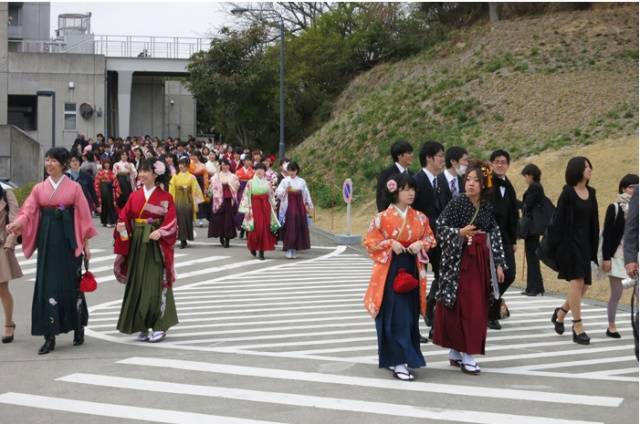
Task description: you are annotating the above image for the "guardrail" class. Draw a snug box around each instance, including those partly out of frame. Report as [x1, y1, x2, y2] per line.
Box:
[8, 35, 213, 59]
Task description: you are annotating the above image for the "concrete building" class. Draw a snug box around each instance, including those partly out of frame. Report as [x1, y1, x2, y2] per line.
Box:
[0, 2, 207, 185]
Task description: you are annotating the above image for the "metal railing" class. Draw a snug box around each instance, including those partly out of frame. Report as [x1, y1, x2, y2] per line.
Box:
[8, 35, 213, 59]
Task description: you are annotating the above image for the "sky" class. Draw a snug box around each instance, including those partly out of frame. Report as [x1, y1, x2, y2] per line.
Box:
[49, 1, 236, 39]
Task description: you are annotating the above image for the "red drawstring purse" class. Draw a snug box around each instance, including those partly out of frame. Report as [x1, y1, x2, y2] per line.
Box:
[79, 258, 97, 293]
[393, 268, 419, 294]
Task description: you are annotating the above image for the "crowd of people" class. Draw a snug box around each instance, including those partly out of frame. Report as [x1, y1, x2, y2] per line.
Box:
[365, 139, 638, 380]
[0, 133, 637, 384]
[1, 133, 314, 353]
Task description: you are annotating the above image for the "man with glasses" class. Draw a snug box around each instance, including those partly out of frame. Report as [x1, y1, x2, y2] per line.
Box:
[487, 149, 519, 330]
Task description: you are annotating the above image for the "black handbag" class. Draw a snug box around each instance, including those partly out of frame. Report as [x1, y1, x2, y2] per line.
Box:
[520, 196, 555, 238]
[537, 226, 559, 272]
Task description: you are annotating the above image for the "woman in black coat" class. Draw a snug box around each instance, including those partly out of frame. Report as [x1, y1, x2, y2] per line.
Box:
[550, 157, 599, 345]
[520, 164, 545, 296]
[601, 174, 638, 338]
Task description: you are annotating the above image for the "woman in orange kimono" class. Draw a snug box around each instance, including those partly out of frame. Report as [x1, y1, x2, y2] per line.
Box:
[189, 151, 209, 227]
[364, 173, 436, 381]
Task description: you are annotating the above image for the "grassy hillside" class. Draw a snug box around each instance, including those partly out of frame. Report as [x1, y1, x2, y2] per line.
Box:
[292, 5, 638, 208]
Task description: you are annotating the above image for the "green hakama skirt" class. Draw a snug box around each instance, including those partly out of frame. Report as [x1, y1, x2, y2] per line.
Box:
[117, 221, 178, 334]
[32, 207, 87, 336]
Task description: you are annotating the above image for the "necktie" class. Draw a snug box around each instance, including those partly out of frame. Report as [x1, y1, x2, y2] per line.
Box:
[450, 178, 458, 196]
[432, 177, 438, 190]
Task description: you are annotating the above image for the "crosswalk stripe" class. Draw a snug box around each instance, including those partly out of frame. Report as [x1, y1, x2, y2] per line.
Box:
[503, 355, 637, 371]
[57, 373, 604, 424]
[483, 367, 638, 383]
[117, 356, 623, 407]
[18, 248, 106, 267]
[0, 392, 283, 424]
[96, 260, 268, 284]
[580, 367, 639, 377]
[174, 284, 366, 297]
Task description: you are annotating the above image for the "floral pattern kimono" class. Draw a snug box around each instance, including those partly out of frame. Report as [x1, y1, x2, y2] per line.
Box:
[209, 171, 240, 214]
[363, 206, 436, 318]
[239, 176, 281, 233]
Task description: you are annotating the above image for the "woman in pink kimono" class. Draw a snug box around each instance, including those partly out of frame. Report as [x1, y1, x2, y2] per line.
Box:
[6, 147, 97, 355]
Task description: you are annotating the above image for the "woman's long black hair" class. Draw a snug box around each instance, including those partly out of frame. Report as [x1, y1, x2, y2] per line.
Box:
[139, 157, 170, 188]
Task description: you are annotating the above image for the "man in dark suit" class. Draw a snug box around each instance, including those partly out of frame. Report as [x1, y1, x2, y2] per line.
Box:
[375, 140, 414, 212]
[488, 149, 519, 330]
[413, 141, 445, 340]
[437, 146, 468, 206]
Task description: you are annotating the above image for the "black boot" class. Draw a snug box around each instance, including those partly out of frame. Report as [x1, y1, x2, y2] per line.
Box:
[219, 237, 224, 246]
[180, 240, 187, 249]
[38, 335, 56, 355]
[250, 250, 257, 257]
[240, 229, 245, 239]
[259, 251, 265, 260]
[73, 328, 85, 346]
[224, 238, 230, 248]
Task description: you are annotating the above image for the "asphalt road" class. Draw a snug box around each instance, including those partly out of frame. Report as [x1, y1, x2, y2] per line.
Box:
[0, 222, 637, 424]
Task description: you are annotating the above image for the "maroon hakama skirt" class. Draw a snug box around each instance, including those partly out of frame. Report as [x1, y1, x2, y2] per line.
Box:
[247, 194, 277, 252]
[208, 185, 237, 239]
[282, 191, 310, 251]
[433, 233, 490, 355]
[235, 180, 248, 230]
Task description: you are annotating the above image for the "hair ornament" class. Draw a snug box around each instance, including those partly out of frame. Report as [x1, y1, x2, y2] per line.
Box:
[386, 179, 398, 193]
[481, 166, 493, 189]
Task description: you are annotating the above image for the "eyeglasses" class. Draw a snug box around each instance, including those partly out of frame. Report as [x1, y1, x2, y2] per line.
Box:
[493, 160, 509, 165]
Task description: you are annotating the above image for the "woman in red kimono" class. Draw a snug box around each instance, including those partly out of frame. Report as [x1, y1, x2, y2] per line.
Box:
[433, 161, 506, 375]
[364, 173, 436, 381]
[114, 157, 178, 343]
[7, 147, 97, 354]
[94, 158, 120, 227]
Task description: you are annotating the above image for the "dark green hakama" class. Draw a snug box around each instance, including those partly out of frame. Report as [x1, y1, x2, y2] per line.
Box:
[117, 221, 178, 334]
[32, 207, 88, 336]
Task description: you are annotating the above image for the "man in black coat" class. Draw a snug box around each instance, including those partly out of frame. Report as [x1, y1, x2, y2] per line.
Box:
[488, 149, 519, 330]
[437, 146, 468, 205]
[375, 140, 414, 212]
[413, 141, 445, 340]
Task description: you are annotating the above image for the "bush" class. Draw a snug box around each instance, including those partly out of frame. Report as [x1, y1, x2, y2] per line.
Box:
[12, 181, 37, 206]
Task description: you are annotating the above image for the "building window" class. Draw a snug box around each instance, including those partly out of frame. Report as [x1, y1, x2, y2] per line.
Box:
[64, 103, 77, 130]
[8, 4, 22, 26]
[7, 95, 37, 131]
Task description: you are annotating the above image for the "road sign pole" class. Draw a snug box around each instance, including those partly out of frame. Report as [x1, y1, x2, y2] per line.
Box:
[347, 202, 352, 236]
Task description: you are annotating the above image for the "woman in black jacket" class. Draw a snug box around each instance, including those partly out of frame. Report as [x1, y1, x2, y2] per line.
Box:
[550, 157, 599, 345]
[520, 164, 545, 296]
[601, 174, 638, 338]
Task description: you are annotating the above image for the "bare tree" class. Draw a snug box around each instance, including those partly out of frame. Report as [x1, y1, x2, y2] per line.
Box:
[226, 2, 335, 34]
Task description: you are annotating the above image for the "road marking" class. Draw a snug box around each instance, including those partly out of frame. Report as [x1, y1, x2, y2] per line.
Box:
[503, 355, 637, 371]
[116, 356, 623, 407]
[19, 249, 107, 268]
[57, 373, 605, 424]
[0, 392, 283, 424]
[96, 260, 268, 283]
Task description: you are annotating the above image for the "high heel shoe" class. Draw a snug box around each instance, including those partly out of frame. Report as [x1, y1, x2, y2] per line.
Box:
[73, 328, 85, 346]
[2, 323, 15, 344]
[572, 320, 590, 345]
[38, 336, 56, 355]
[551, 307, 568, 335]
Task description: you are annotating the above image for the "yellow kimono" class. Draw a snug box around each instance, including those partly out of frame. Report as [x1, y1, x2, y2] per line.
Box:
[363, 206, 436, 318]
[169, 171, 204, 219]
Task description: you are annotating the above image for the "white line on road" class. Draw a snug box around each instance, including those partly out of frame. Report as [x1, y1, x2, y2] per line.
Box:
[117, 356, 623, 407]
[57, 373, 605, 424]
[0, 392, 283, 424]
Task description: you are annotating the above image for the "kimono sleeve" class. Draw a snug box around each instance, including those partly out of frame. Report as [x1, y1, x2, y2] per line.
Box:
[72, 182, 98, 256]
[168, 175, 177, 199]
[157, 195, 178, 239]
[363, 213, 393, 264]
[191, 176, 205, 206]
[275, 178, 287, 200]
[238, 181, 252, 215]
[94, 171, 102, 207]
[489, 217, 506, 268]
[302, 180, 314, 209]
[436, 197, 464, 255]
